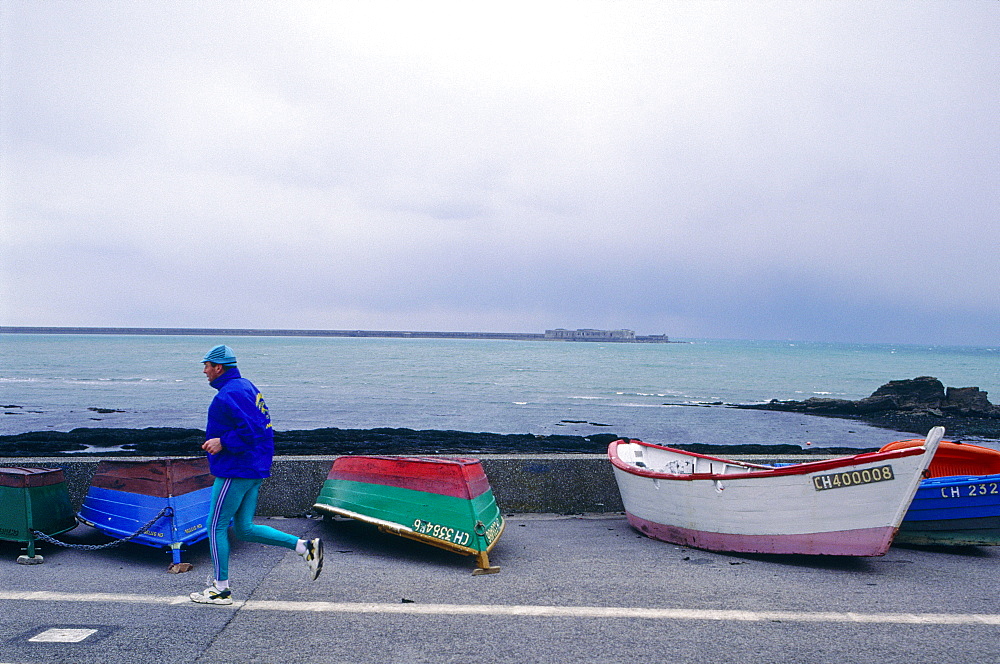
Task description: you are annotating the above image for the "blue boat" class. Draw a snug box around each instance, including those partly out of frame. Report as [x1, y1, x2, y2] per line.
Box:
[895, 474, 1000, 546]
[78, 457, 213, 570]
[881, 438, 1000, 546]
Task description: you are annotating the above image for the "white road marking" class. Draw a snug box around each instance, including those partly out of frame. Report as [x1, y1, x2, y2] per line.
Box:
[0, 591, 190, 605]
[2, 590, 999, 626]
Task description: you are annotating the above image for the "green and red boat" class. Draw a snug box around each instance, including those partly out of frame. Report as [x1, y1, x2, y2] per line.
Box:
[313, 456, 504, 574]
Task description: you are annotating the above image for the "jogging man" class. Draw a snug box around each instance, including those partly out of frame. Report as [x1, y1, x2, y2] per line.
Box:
[190, 344, 323, 605]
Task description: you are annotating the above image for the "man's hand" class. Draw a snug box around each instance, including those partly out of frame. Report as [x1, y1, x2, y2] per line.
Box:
[202, 438, 223, 454]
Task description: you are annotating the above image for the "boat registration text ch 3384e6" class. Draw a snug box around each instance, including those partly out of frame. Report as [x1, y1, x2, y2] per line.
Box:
[412, 519, 472, 547]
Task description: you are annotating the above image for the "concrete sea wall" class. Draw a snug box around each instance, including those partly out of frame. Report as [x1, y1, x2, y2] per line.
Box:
[4, 453, 825, 515]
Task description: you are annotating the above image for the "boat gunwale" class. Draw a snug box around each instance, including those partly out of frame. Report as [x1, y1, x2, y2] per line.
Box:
[608, 438, 928, 482]
[332, 455, 483, 468]
[77, 483, 212, 549]
[920, 473, 1000, 486]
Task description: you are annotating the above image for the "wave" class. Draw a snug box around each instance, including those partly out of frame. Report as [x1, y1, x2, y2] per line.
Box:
[614, 389, 725, 403]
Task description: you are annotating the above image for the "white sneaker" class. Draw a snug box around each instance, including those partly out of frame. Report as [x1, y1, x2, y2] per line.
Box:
[303, 537, 324, 580]
[190, 584, 233, 605]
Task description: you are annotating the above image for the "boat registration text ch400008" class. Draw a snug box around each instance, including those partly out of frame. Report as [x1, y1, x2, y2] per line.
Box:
[812, 465, 895, 491]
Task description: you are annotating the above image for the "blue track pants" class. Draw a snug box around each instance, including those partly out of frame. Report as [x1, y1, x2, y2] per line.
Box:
[208, 477, 298, 582]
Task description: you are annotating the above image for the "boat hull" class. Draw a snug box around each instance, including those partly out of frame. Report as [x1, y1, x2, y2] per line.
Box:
[894, 474, 1000, 546]
[625, 513, 897, 556]
[609, 428, 942, 556]
[313, 456, 504, 572]
[77, 457, 213, 564]
[0, 467, 77, 560]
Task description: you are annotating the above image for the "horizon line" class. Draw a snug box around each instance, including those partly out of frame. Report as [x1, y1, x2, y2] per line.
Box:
[0, 325, 675, 342]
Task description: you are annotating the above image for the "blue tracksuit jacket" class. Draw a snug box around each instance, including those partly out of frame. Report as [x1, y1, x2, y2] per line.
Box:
[205, 367, 274, 479]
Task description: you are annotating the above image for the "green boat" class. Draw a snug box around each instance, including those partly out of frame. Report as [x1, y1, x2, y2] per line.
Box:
[0, 467, 77, 563]
[313, 455, 504, 574]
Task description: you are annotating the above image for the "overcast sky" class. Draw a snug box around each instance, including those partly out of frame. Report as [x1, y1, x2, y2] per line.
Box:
[1, 1, 997, 345]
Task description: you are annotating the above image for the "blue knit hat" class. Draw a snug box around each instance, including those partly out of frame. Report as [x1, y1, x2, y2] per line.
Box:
[202, 344, 237, 366]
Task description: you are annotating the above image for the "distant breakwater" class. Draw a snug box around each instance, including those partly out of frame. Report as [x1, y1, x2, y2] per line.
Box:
[0, 326, 680, 343]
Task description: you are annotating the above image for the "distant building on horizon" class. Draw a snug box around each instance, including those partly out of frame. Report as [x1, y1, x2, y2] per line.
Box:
[546, 328, 633, 341]
[544, 328, 672, 342]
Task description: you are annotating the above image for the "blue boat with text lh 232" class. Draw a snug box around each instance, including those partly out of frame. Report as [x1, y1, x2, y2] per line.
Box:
[881, 438, 1000, 546]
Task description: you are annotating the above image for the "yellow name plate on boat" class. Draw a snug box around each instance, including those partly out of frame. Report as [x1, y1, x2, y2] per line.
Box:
[812, 465, 895, 491]
[412, 519, 473, 547]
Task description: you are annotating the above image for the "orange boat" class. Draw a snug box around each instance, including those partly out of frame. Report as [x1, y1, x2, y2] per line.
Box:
[879, 438, 1000, 478]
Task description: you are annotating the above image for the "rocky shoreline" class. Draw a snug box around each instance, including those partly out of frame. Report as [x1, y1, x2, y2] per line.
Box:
[734, 376, 1000, 439]
[3, 377, 997, 458]
[0, 426, 834, 458]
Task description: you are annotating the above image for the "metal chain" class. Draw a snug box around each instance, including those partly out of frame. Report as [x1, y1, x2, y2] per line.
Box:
[32, 506, 174, 551]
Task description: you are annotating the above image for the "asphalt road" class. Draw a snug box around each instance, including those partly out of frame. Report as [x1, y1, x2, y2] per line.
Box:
[1, 514, 998, 664]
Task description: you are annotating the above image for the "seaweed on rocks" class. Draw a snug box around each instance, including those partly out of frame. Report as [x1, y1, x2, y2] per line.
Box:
[276, 428, 622, 455]
[0, 426, 862, 458]
[672, 443, 816, 456]
[0, 440, 90, 455]
[0, 427, 625, 457]
[0, 427, 204, 456]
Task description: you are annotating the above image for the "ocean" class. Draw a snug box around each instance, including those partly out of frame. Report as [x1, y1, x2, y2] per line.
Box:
[1, 334, 998, 450]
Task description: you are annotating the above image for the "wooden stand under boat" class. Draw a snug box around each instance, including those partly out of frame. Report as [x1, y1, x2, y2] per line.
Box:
[313, 456, 504, 574]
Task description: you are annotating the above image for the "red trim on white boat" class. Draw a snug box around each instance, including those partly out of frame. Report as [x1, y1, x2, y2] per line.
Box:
[608, 438, 927, 481]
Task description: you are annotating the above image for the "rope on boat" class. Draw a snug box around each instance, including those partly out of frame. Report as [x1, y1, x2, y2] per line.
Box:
[32, 507, 173, 551]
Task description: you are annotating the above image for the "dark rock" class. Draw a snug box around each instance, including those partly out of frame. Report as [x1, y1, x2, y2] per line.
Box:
[797, 398, 858, 414]
[855, 394, 901, 413]
[859, 376, 946, 411]
[0, 426, 627, 457]
[737, 377, 1000, 438]
[944, 387, 996, 415]
[672, 443, 806, 456]
[0, 426, 871, 458]
[0, 427, 205, 456]
[0, 440, 89, 455]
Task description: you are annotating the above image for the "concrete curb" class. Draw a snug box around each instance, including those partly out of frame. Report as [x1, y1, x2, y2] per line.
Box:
[2, 454, 832, 516]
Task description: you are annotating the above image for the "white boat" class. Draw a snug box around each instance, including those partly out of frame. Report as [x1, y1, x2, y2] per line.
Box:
[608, 427, 944, 556]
